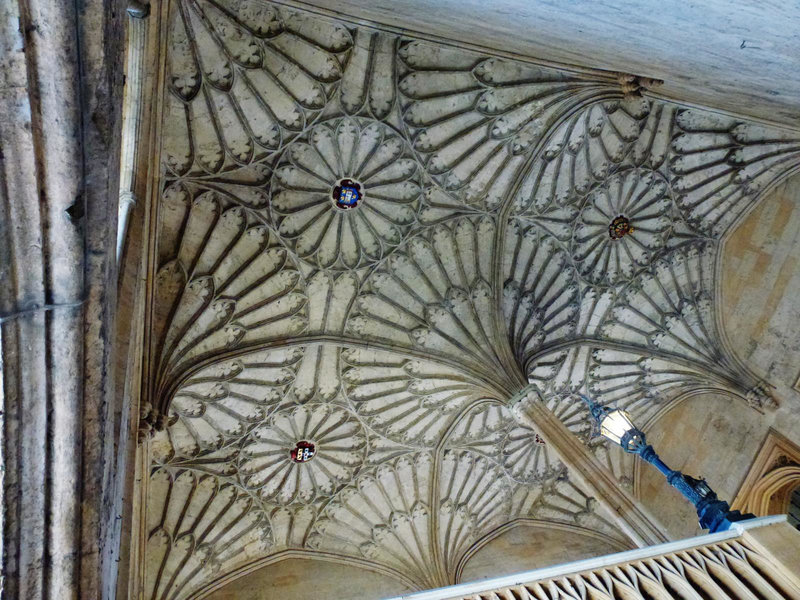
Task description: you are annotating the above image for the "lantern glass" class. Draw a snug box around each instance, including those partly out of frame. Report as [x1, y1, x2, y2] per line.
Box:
[599, 409, 636, 446]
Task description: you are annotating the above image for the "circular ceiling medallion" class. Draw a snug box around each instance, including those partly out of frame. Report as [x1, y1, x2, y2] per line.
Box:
[271, 117, 421, 270]
[572, 168, 672, 286]
[608, 215, 634, 240]
[332, 178, 363, 210]
[290, 440, 316, 463]
[241, 403, 366, 504]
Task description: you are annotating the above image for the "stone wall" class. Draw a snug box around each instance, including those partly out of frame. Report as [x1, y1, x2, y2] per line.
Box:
[0, 0, 128, 597]
[722, 171, 800, 419]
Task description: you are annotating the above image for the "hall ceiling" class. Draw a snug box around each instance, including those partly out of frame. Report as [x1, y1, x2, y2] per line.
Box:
[143, 1, 800, 597]
[274, 0, 800, 128]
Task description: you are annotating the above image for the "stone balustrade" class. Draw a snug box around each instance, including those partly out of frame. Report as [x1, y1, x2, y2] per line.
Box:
[388, 516, 800, 600]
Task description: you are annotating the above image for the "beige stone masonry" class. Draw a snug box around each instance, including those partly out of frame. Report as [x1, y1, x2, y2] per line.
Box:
[733, 429, 800, 516]
[0, 0, 127, 597]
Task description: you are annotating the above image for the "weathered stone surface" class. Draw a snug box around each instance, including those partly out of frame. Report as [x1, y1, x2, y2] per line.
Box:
[0, 0, 127, 598]
[4, 1, 800, 599]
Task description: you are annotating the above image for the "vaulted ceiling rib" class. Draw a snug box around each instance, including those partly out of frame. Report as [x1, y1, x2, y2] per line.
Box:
[141, 1, 800, 597]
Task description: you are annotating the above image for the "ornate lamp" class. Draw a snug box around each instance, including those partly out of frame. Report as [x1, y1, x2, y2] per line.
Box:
[580, 395, 755, 533]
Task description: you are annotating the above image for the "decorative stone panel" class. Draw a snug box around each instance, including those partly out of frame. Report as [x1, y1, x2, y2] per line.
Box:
[140, 1, 800, 597]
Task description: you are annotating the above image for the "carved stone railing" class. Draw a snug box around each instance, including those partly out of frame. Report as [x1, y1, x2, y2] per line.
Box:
[387, 516, 800, 600]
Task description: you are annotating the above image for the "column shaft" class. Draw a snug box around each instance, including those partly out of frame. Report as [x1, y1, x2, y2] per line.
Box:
[511, 390, 667, 546]
[0, 0, 128, 597]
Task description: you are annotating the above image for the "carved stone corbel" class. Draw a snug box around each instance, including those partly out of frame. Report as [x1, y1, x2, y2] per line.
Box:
[746, 379, 777, 409]
[137, 401, 167, 443]
[617, 72, 664, 96]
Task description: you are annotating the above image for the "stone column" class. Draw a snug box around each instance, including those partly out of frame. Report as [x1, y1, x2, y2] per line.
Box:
[0, 0, 127, 597]
[511, 389, 667, 547]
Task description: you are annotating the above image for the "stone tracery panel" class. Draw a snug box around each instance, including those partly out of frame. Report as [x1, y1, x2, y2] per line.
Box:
[145, 468, 273, 600]
[346, 215, 523, 393]
[309, 452, 438, 588]
[143, 1, 800, 597]
[153, 187, 308, 403]
[160, 346, 303, 457]
[445, 402, 630, 547]
[671, 112, 800, 235]
[270, 116, 422, 270]
[165, 0, 352, 174]
[399, 45, 620, 210]
[503, 219, 580, 366]
[341, 347, 493, 446]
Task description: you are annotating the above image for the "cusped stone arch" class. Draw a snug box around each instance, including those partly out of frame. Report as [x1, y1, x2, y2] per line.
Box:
[732, 429, 800, 519]
[745, 467, 800, 516]
[193, 550, 417, 599]
[455, 520, 632, 584]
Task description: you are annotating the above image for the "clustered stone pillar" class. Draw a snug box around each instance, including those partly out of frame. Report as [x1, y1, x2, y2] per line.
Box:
[0, 0, 128, 598]
[511, 389, 667, 547]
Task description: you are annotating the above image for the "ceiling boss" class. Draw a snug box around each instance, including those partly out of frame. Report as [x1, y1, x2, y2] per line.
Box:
[332, 178, 363, 210]
[608, 214, 634, 240]
[290, 440, 317, 463]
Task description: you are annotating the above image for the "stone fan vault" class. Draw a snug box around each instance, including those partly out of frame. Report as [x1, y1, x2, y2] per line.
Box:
[140, 0, 800, 597]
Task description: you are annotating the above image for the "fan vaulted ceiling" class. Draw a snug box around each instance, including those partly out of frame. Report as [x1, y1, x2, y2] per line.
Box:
[143, 0, 800, 597]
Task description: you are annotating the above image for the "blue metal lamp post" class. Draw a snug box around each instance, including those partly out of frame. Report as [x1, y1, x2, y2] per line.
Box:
[580, 395, 755, 533]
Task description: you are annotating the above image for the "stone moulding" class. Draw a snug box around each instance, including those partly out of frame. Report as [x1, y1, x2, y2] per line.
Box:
[732, 428, 800, 516]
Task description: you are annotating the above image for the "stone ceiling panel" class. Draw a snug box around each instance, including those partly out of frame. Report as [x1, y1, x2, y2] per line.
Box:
[142, 0, 800, 597]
